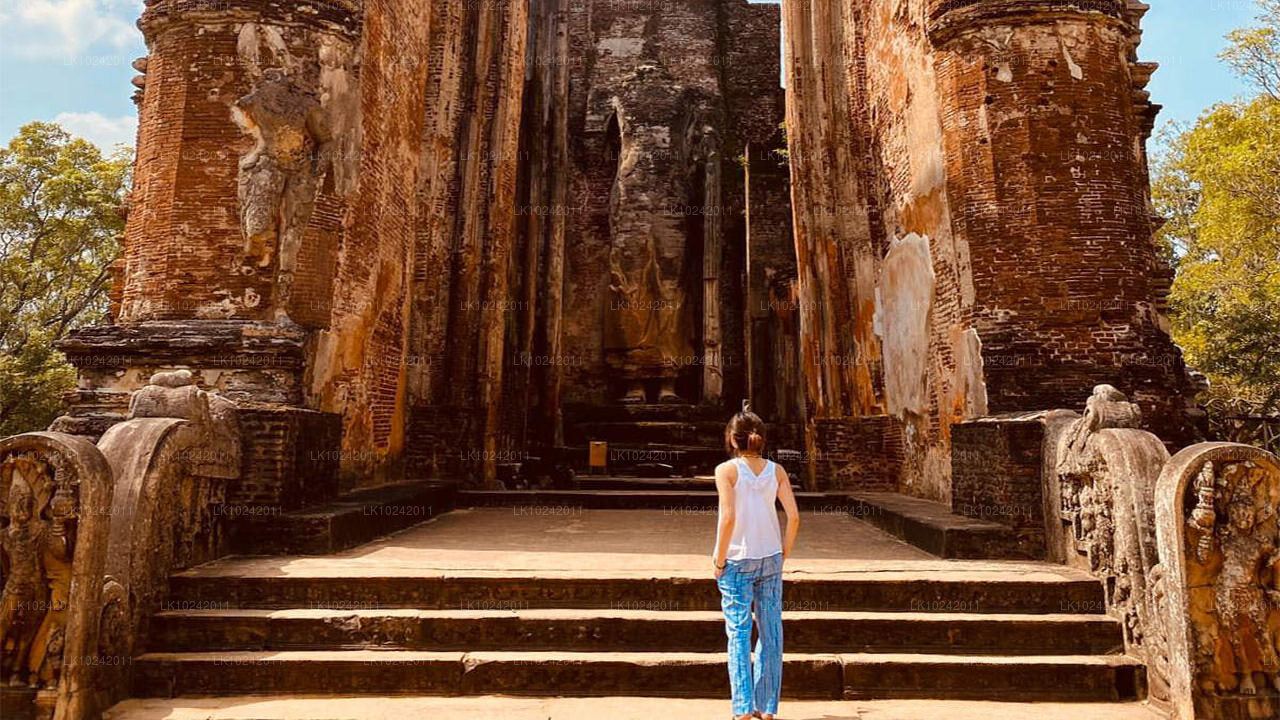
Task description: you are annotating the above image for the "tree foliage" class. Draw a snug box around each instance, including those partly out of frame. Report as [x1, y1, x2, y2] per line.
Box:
[0, 122, 131, 436]
[1222, 0, 1280, 101]
[1153, 1, 1280, 448]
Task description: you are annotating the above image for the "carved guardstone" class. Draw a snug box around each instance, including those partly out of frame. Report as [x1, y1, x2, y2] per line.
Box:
[0, 433, 112, 720]
[1156, 444, 1280, 720]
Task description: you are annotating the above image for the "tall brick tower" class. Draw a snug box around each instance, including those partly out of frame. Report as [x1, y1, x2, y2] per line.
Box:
[120, 0, 361, 330]
[927, 0, 1188, 438]
[57, 0, 532, 493]
[55, 0, 365, 507]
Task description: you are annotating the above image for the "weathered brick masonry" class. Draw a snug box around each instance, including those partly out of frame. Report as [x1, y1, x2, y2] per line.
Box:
[59, 0, 1193, 506]
[781, 0, 1192, 499]
[121, 0, 360, 325]
[928, 0, 1190, 440]
[66, 0, 530, 494]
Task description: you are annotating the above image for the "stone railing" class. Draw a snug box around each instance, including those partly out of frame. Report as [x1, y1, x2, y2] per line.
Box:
[0, 370, 239, 720]
[1049, 385, 1280, 720]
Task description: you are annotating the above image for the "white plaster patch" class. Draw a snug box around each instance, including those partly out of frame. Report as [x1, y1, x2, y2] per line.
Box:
[994, 62, 1013, 83]
[904, 57, 947, 198]
[598, 37, 644, 58]
[236, 23, 260, 65]
[1062, 40, 1083, 80]
[874, 233, 936, 421]
[952, 326, 989, 420]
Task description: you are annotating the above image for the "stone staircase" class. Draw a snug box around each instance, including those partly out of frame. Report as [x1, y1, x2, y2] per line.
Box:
[561, 402, 785, 477]
[130, 553, 1143, 703]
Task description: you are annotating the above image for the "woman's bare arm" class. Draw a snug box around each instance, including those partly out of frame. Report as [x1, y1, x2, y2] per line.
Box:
[775, 466, 801, 560]
[713, 462, 737, 577]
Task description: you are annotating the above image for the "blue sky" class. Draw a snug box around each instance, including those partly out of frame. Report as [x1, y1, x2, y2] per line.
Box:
[0, 0, 1265, 152]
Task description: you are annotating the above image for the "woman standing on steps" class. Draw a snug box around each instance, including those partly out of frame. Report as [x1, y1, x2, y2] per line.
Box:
[712, 410, 801, 720]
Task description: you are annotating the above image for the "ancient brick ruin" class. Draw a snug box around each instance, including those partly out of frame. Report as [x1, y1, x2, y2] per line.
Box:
[2, 1, 1277, 719]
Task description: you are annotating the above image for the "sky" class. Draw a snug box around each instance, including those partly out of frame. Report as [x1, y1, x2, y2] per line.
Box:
[0, 0, 1266, 153]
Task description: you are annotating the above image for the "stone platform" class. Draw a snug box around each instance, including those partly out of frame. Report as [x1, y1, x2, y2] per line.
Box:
[119, 508, 1155, 712]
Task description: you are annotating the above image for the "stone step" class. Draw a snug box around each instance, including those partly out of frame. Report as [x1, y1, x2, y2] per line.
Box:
[104, 695, 1168, 720]
[845, 492, 1035, 560]
[573, 475, 806, 491]
[457, 489, 850, 512]
[563, 402, 728, 424]
[167, 568, 1105, 614]
[568, 421, 726, 447]
[459, 488, 721, 509]
[564, 446, 724, 476]
[574, 475, 717, 490]
[149, 608, 1124, 655]
[229, 482, 458, 556]
[130, 650, 1144, 702]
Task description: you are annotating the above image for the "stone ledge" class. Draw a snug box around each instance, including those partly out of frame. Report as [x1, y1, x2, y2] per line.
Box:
[843, 491, 1037, 560]
[127, 649, 1144, 701]
[228, 481, 457, 556]
[140, 0, 363, 39]
[928, 0, 1131, 45]
[147, 606, 1125, 655]
[57, 322, 307, 368]
[103, 695, 1168, 720]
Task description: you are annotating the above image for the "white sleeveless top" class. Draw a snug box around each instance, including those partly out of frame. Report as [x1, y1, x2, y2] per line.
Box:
[716, 458, 784, 561]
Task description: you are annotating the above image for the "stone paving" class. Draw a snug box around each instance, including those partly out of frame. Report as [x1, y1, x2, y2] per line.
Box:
[107, 695, 1165, 720]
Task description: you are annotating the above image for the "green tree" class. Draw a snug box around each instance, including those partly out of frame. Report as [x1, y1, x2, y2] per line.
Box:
[1152, 1, 1280, 450]
[0, 122, 132, 436]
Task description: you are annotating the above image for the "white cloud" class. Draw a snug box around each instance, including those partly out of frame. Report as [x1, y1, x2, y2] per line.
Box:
[54, 111, 137, 150]
[0, 0, 143, 61]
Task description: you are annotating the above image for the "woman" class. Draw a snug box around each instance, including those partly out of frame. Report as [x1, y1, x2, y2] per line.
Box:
[712, 411, 801, 720]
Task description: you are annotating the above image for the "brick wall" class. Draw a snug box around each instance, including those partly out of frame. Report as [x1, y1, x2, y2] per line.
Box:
[235, 407, 342, 509]
[812, 416, 904, 491]
[123, 0, 360, 324]
[951, 417, 1048, 555]
[310, 0, 529, 486]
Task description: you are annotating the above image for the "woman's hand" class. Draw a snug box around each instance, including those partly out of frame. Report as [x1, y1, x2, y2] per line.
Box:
[714, 559, 726, 580]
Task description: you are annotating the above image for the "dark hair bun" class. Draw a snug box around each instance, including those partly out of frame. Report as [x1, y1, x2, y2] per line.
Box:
[725, 411, 767, 455]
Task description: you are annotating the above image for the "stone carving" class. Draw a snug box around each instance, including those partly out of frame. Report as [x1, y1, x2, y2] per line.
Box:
[233, 66, 327, 324]
[1156, 443, 1280, 720]
[0, 432, 112, 720]
[606, 238, 692, 404]
[600, 89, 703, 405]
[128, 369, 241, 481]
[1055, 384, 1171, 694]
[1, 454, 81, 697]
[1194, 462, 1280, 695]
[86, 370, 240, 713]
[28, 485, 74, 688]
[232, 23, 355, 325]
[1054, 389, 1280, 718]
[1, 457, 49, 687]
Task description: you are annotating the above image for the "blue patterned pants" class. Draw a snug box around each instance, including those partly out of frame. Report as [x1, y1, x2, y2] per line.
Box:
[716, 552, 784, 716]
